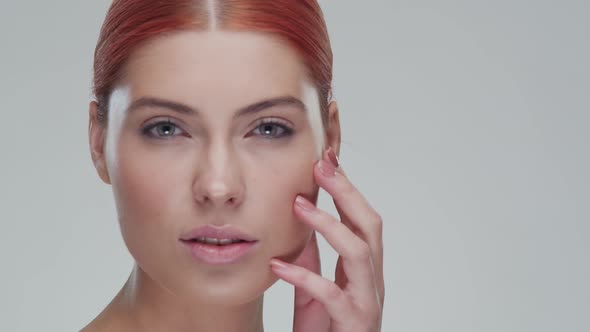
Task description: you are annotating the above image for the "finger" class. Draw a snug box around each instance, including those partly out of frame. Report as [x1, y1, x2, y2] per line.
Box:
[315, 149, 382, 249]
[316, 149, 384, 300]
[291, 231, 321, 308]
[270, 258, 353, 322]
[336, 202, 385, 303]
[294, 195, 376, 296]
[291, 230, 321, 274]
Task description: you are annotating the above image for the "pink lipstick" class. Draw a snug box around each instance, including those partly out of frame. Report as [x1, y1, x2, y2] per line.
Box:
[180, 225, 258, 265]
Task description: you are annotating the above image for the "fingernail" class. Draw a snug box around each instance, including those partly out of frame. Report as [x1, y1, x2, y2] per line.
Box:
[295, 195, 316, 211]
[270, 259, 290, 271]
[319, 159, 336, 177]
[326, 147, 340, 168]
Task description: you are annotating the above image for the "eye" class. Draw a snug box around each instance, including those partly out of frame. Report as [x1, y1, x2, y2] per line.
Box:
[249, 119, 294, 139]
[141, 119, 187, 139]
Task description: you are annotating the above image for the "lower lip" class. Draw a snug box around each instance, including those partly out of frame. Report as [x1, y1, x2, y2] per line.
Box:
[181, 240, 258, 265]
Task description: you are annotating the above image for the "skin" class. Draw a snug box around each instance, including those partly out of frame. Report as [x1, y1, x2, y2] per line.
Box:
[86, 30, 383, 332]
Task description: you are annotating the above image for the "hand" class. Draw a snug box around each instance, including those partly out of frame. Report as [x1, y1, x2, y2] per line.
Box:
[270, 148, 384, 332]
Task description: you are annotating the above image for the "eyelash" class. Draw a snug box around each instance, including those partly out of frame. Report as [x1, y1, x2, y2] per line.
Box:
[141, 117, 294, 140]
[248, 118, 294, 139]
[141, 118, 187, 139]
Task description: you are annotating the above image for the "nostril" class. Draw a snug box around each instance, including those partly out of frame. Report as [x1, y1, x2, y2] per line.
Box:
[196, 194, 240, 206]
[194, 185, 243, 206]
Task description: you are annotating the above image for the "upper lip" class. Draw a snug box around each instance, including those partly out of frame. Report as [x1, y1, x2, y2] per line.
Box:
[180, 224, 258, 242]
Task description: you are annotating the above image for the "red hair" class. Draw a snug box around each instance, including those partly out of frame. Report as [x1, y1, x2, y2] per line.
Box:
[93, 0, 333, 125]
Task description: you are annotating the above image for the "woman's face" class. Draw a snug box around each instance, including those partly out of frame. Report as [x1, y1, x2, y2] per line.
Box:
[91, 31, 328, 305]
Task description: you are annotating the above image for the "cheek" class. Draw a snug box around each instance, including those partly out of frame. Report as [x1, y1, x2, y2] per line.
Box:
[248, 144, 318, 262]
[112, 143, 177, 220]
[109, 137, 193, 261]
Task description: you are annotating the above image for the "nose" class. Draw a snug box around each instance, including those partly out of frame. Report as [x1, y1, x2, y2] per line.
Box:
[193, 143, 245, 208]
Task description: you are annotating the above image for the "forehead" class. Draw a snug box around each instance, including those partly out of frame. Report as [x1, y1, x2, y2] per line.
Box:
[121, 30, 309, 110]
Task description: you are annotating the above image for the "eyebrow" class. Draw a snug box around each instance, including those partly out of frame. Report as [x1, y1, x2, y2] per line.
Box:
[126, 95, 307, 117]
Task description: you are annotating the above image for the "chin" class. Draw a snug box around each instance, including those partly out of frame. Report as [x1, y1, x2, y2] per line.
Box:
[177, 266, 279, 306]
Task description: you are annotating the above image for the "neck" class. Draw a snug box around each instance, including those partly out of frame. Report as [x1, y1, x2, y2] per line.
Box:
[111, 264, 264, 332]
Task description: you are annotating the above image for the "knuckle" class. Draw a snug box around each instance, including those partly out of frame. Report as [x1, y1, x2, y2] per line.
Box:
[324, 283, 342, 302]
[353, 242, 372, 262]
[299, 268, 312, 284]
[360, 308, 382, 330]
[372, 212, 383, 234]
[339, 180, 357, 197]
[348, 299, 382, 332]
[351, 312, 380, 332]
[324, 216, 340, 232]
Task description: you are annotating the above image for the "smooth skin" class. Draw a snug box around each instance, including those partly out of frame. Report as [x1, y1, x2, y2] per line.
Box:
[85, 30, 383, 332]
[274, 148, 384, 332]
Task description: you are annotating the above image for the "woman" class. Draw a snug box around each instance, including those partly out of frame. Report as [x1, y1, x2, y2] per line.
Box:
[83, 0, 384, 331]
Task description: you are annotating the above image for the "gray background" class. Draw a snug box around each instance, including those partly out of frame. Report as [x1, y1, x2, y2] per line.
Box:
[1, 0, 588, 331]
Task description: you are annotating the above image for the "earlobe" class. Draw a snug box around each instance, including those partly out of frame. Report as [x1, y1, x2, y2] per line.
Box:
[88, 101, 111, 184]
[326, 101, 341, 157]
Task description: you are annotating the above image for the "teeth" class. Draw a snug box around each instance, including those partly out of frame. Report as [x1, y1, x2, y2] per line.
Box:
[218, 239, 233, 245]
[194, 237, 243, 245]
[204, 237, 219, 245]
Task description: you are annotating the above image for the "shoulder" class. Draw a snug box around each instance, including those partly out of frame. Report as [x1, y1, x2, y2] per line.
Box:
[79, 308, 131, 332]
[80, 320, 129, 332]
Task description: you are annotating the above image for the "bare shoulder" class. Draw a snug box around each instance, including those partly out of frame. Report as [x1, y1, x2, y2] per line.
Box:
[79, 316, 122, 332]
[79, 303, 131, 332]
[80, 287, 133, 332]
[79, 316, 129, 332]
[79, 324, 102, 332]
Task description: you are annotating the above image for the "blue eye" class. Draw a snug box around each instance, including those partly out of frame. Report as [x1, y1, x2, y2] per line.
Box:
[251, 121, 294, 139]
[142, 119, 186, 139]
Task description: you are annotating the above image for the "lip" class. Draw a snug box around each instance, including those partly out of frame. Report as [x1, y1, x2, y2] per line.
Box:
[180, 224, 258, 242]
[181, 240, 258, 265]
[180, 225, 259, 265]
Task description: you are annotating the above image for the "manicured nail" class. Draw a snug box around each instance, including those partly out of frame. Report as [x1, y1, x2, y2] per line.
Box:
[295, 195, 316, 211]
[270, 259, 291, 272]
[326, 147, 340, 168]
[319, 159, 336, 177]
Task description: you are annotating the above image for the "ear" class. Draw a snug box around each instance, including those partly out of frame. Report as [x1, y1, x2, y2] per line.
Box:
[326, 100, 341, 157]
[88, 101, 111, 184]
